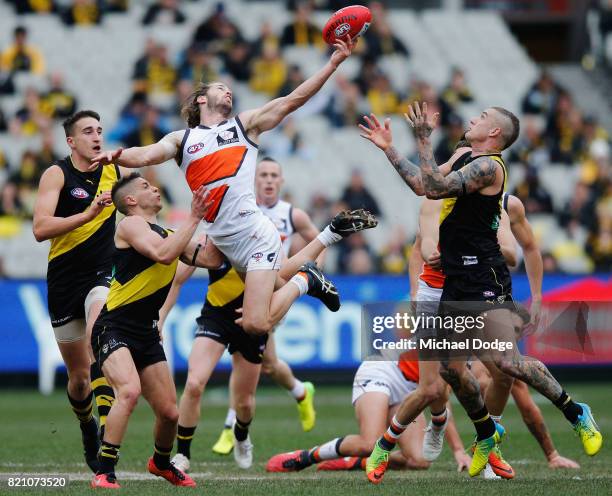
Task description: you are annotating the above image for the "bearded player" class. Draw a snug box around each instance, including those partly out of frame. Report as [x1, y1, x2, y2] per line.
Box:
[91, 38, 359, 340]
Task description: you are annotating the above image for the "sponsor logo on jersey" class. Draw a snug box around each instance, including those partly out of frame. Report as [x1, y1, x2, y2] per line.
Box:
[483, 290, 495, 298]
[239, 209, 256, 217]
[252, 252, 264, 262]
[271, 218, 288, 231]
[187, 142, 205, 154]
[267, 252, 276, 262]
[462, 255, 478, 266]
[216, 126, 240, 146]
[70, 187, 89, 199]
[491, 214, 500, 230]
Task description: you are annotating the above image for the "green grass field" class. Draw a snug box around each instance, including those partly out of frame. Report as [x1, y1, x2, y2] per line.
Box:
[0, 383, 609, 495]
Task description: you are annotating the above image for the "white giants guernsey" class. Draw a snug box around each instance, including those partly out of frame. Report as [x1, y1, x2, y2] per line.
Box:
[259, 200, 295, 256]
[177, 116, 262, 237]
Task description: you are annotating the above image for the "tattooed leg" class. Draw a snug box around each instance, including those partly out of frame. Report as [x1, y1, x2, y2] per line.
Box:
[440, 361, 484, 415]
[440, 360, 496, 440]
[497, 356, 562, 402]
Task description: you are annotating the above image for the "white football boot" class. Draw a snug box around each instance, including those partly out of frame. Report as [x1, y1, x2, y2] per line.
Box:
[234, 435, 254, 469]
[422, 413, 450, 461]
[171, 453, 190, 473]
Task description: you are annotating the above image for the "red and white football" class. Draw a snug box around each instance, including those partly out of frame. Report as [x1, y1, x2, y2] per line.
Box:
[322, 5, 372, 45]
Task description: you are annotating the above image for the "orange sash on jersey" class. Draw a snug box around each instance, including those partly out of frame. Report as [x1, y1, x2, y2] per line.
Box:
[419, 262, 446, 289]
[398, 351, 420, 383]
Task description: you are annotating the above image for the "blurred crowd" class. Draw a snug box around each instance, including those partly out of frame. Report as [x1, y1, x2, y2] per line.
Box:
[0, 0, 610, 274]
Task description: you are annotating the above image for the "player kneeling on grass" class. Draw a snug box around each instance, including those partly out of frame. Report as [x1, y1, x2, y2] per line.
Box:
[266, 355, 471, 474]
[90, 173, 223, 488]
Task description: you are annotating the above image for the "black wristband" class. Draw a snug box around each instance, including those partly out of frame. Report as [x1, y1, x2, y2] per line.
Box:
[191, 243, 202, 266]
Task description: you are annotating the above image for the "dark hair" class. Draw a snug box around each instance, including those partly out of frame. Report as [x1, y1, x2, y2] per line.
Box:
[111, 172, 142, 215]
[181, 82, 213, 128]
[62, 110, 100, 137]
[259, 156, 278, 164]
[491, 106, 520, 150]
[14, 26, 26, 37]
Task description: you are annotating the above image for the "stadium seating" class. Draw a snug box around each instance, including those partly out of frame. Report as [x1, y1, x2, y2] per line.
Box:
[0, 2, 598, 276]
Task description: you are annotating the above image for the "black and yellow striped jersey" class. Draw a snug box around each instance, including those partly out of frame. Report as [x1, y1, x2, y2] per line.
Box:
[47, 156, 119, 287]
[96, 222, 177, 337]
[202, 259, 245, 318]
[439, 152, 507, 275]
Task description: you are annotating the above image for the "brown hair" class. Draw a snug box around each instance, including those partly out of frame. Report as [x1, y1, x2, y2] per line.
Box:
[181, 82, 212, 128]
[491, 106, 520, 150]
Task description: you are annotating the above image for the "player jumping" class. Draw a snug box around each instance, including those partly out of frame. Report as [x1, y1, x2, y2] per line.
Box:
[360, 104, 601, 482]
[91, 38, 359, 338]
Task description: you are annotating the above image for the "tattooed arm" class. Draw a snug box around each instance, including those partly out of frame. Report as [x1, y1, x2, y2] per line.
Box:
[384, 145, 426, 195]
[359, 113, 454, 196]
[418, 154, 500, 200]
[404, 102, 501, 199]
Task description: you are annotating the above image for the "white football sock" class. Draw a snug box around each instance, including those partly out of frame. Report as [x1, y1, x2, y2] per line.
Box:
[316, 226, 342, 247]
[224, 408, 236, 428]
[315, 438, 343, 460]
[290, 379, 306, 401]
[290, 273, 309, 296]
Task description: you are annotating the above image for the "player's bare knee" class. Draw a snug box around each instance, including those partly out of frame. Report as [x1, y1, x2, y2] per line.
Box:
[438, 363, 457, 387]
[69, 373, 91, 398]
[157, 404, 179, 425]
[419, 382, 444, 405]
[407, 457, 431, 470]
[118, 386, 141, 411]
[184, 375, 206, 398]
[242, 317, 270, 336]
[495, 358, 519, 380]
[235, 394, 255, 417]
[261, 360, 276, 376]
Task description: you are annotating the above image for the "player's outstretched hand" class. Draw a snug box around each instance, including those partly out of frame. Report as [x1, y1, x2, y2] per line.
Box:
[548, 453, 580, 469]
[330, 35, 354, 68]
[404, 102, 439, 140]
[359, 113, 393, 151]
[90, 148, 123, 170]
[190, 185, 212, 220]
[88, 190, 112, 219]
[454, 450, 471, 472]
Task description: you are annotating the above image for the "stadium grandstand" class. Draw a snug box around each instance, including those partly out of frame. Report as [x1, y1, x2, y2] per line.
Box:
[0, 2, 611, 492]
[0, 0, 610, 278]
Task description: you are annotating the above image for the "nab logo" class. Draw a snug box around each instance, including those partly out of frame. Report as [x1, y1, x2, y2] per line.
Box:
[187, 142, 205, 154]
[71, 187, 89, 199]
[335, 23, 351, 37]
[216, 126, 239, 146]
